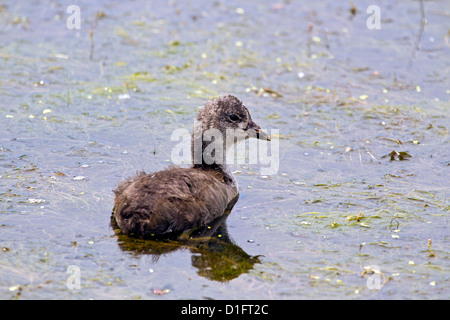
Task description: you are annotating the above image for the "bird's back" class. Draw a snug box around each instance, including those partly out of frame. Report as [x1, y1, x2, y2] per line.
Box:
[113, 166, 238, 238]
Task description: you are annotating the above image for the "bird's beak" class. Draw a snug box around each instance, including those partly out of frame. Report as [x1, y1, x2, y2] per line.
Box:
[246, 120, 271, 141]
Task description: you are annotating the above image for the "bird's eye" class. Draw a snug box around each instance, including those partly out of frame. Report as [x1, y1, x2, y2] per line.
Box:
[229, 114, 240, 121]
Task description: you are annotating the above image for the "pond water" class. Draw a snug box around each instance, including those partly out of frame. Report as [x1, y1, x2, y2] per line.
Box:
[0, 0, 448, 299]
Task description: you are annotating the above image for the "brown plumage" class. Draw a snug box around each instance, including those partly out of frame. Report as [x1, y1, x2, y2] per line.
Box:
[112, 95, 270, 239]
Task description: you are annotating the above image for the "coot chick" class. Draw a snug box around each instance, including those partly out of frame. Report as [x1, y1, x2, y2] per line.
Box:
[113, 95, 270, 239]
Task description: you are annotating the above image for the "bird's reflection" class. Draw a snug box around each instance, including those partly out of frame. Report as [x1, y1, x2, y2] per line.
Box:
[111, 211, 261, 282]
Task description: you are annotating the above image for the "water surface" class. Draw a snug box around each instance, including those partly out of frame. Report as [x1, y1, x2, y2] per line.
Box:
[0, 0, 449, 299]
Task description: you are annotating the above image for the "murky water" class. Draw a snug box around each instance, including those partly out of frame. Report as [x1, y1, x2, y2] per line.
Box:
[0, 0, 448, 299]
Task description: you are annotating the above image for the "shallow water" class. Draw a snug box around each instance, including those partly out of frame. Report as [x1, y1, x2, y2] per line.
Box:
[0, 0, 449, 299]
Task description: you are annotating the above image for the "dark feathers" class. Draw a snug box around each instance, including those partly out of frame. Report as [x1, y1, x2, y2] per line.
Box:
[113, 167, 238, 238]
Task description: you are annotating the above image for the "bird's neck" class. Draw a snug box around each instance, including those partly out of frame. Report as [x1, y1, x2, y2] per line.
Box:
[190, 125, 237, 187]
